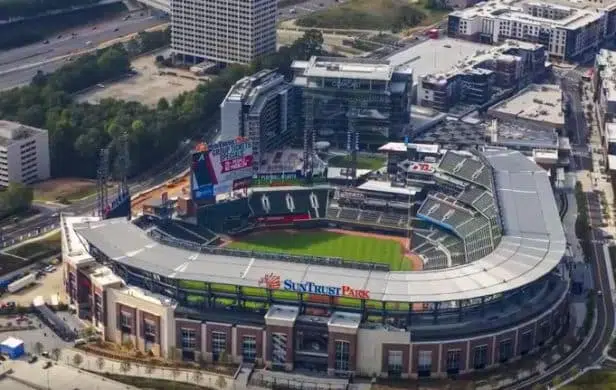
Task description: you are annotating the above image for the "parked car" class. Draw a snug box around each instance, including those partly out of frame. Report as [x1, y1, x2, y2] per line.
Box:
[28, 356, 38, 364]
[43, 361, 52, 369]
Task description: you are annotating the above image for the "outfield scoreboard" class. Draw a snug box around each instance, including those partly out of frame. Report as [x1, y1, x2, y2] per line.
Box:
[190, 138, 253, 203]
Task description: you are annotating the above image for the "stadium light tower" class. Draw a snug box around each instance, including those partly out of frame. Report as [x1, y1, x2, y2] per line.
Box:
[96, 148, 110, 219]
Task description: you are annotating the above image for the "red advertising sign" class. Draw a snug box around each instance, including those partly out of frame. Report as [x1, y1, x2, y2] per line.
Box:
[221, 155, 254, 173]
[410, 162, 435, 174]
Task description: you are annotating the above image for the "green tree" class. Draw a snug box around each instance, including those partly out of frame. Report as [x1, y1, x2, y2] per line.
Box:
[72, 353, 83, 367]
[120, 360, 131, 374]
[96, 356, 105, 371]
[51, 348, 61, 362]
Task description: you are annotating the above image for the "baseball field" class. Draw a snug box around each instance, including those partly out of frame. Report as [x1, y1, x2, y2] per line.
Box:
[226, 230, 412, 271]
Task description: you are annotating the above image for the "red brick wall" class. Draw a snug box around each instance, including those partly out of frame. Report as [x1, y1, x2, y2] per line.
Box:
[236, 326, 264, 359]
[206, 323, 232, 355]
[441, 341, 468, 372]
[468, 336, 494, 368]
[411, 343, 440, 374]
[381, 343, 410, 375]
[327, 332, 357, 372]
[265, 325, 293, 363]
[494, 330, 516, 362]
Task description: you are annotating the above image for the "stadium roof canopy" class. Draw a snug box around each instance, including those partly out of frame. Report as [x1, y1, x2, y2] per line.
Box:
[74, 150, 565, 303]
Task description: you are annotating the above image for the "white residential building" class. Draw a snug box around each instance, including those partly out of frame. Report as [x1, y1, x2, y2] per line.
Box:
[170, 0, 277, 65]
[0, 120, 50, 187]
[447, 0, 616, 61]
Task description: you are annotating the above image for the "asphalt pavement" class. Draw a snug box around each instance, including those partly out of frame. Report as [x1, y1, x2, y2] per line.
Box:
[0, 11, 165, 90]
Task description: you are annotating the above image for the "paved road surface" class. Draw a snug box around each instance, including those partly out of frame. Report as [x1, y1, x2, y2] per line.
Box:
[0, 11, 164, 90]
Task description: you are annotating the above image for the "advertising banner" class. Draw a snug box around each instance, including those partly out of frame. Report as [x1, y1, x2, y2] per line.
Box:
[190, 139, 253, 202]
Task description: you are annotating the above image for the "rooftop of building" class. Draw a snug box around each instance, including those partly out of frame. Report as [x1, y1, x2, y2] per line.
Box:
[450, 0, 609, 30]
[118, 285, 177, 308]
[419, 41, 542, 83]
[222, 69, 283, 103]
[328, 311, 362, 329]
[0, 120, 46, 147]
[61, 215, 100, 265]
[597, 49, 616, 101]
[265, 305, 299, 322]
[488, 119, 560, 149]
[387, 38, 491, 82]
[88, 266, 124, 287]
[413, 120, 487, 148]
[293, 56, 396, 81]
[488, 84, 565, 127]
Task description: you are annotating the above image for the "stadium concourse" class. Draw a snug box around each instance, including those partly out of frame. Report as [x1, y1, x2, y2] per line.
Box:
[60, 148, 569, 381]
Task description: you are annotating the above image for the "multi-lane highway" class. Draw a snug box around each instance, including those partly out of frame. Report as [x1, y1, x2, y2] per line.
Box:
[0, 11, 165, 90]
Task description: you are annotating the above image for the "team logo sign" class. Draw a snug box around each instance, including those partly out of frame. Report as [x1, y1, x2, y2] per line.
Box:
[258, 273, 281, 289]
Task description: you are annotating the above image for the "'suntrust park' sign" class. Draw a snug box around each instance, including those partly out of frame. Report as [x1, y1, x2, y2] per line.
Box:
[259, 273, 370, 299]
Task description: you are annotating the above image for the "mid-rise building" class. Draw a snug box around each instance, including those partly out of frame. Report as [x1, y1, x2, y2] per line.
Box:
[417, 41, 546, 112]
[170, 0, 277, 65]
[292, 56, 413, 152]
[594, 49, 616, 132]
[0, 120, 50, 187]
[220, 70, 301, 168]
[447, 0, 616, 61]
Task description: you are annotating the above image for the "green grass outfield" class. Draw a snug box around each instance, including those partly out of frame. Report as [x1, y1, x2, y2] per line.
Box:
[227, 230, 410, 271]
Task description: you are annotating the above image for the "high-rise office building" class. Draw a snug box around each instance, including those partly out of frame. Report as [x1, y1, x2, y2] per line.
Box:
[170, 0, 277, 65]
[0, 120, 50, 187]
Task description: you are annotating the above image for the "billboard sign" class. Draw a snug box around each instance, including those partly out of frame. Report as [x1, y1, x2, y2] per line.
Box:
[190, 138, 253, 202]
[258, 273, 370, 299]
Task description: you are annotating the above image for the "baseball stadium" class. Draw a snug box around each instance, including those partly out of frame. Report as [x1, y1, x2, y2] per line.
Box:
[61, 140, 569, 382]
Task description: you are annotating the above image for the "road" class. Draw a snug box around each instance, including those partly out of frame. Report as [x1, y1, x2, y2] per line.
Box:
[0, 11, 165, 90]
[512, 69, 615, 389]
[0, 143, 191, 248]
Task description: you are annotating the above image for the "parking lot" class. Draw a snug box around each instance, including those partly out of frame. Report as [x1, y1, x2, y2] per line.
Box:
[0, 313, 73, 355]
[2, 266, 64, 307]
[76, 49, 202, 107]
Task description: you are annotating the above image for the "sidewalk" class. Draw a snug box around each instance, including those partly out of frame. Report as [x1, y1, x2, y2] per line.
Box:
[61, 348, 236, 390]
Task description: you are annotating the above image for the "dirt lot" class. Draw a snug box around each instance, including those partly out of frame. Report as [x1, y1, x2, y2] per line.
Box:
[33, 178, 97, 202]
[131, 172, 190, 215]
[77, 49, 203, 107]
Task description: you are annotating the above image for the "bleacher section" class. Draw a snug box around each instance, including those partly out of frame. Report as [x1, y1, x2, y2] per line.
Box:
[412, 150, 503, 267]
[412, 229, 465, 270]
[198, 198, 251, 233]
[438, 151, 493, 190]
[248, 187, 330, 219]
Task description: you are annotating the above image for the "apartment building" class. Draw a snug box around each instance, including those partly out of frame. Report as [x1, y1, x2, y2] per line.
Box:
[447, 0, 616, 61]
[170, 0, 277, 65]
[220, 69, 301, 169]
[0, 120, 50, 187]
[417, 41, 546, 112]
[594, 49, 616, 132]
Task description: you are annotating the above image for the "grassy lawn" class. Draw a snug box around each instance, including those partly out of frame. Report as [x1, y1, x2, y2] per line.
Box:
[295, 0, 447, 32]
[562, 370, 616, 390]
[328, 154, 386, 170]
[33, 178, 98, 203]
[227, 230, 408, 270]
[5, 231, 61, 260]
